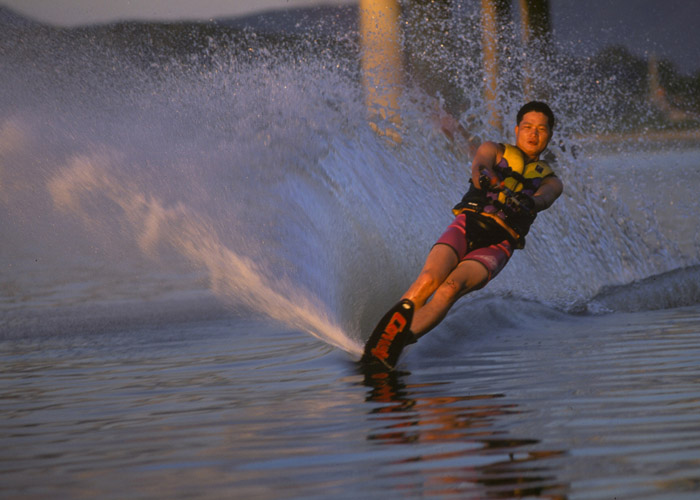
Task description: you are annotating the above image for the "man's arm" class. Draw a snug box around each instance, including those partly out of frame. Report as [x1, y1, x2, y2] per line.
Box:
[470, 141, 503, 187]
[469, 140, 562, 211]
[532, 176, 563, 211]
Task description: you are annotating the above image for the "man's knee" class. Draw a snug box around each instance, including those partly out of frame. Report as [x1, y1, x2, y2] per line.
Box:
[438, 260, 489, 301]
[414, 270, 442, 295]
[434, 277, 463, 304]
[459, 260, 490, 292]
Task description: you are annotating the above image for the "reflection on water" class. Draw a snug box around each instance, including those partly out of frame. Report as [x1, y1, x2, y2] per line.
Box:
[363, 371, 568, 499]
[4, 306, 700, 499]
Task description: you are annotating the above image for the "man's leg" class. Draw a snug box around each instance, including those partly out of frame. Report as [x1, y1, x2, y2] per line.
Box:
[411, 259, 489, 338]
[402, 244, 459, 308]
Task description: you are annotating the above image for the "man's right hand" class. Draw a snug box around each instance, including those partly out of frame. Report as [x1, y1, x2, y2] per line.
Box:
[478, 169, 500, 191]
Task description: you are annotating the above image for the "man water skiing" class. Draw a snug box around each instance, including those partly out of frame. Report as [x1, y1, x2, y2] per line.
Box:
[362, 101, 563, 369]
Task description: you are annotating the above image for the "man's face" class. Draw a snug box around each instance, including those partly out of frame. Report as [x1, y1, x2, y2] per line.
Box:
[515, 111, 551, 159]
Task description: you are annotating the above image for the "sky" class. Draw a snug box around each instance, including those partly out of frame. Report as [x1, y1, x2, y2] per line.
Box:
[0, 0, 351, 25]
[2, 0, 698, 74]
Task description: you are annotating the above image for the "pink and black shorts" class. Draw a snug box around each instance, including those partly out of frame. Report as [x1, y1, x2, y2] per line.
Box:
[434, 213, 513, 280]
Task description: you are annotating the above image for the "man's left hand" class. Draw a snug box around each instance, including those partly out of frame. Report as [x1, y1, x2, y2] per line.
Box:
[507, 191, 536, 215]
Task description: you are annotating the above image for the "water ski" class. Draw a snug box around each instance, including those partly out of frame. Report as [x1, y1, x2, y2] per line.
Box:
[360, 299, 416, 370]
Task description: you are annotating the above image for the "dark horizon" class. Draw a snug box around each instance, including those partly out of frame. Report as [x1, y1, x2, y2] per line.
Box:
[1, 1, 699, 76]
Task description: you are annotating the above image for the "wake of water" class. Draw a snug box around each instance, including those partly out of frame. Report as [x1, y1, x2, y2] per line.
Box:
[2, 8, 699, 351]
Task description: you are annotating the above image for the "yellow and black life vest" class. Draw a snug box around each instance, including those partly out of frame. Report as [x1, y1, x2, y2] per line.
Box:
[452, 143, 555, 248]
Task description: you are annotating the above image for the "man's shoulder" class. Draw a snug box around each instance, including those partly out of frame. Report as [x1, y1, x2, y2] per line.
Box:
[491, 141, 507, 153]
[476, 141, 505, 160]
[479, 140, 505, 150]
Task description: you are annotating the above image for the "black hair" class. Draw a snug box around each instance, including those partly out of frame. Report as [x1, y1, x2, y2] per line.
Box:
[517, 101, 555, 130]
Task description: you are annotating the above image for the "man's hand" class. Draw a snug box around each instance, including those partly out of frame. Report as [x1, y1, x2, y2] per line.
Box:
[505, 190, 536, 216]
[478, 169, 500, 191]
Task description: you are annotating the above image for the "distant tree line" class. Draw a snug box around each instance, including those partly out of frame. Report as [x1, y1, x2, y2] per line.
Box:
[3, 3, 698, 134]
